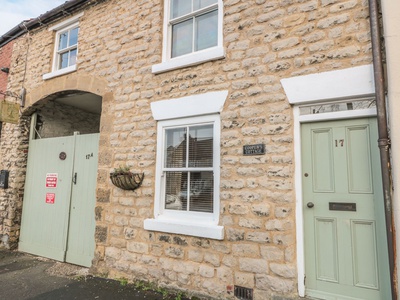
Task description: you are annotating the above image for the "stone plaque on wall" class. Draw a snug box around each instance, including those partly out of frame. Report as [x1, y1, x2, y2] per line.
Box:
[0, 101, 20, 124]
[243, 144, 265, 156]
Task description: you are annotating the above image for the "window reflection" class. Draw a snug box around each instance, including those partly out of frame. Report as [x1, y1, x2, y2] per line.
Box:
[300, 99, 376, 115]
[164, 124, 214, 213]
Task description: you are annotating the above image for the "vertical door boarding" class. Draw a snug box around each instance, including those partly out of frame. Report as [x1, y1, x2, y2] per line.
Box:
[19, 132, 99, 267]
[301, 118, 390, 300]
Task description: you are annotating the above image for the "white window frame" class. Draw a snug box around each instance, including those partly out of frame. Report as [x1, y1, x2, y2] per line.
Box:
[43, 12, 83, 80]
[159, 116, 220, 216]
[152, 0, 225, 74]
[144, 91, 228, 239]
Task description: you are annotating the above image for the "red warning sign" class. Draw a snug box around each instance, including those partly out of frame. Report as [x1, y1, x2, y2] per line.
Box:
[45, 193, 55, 204]
[46, 173, 58, 188]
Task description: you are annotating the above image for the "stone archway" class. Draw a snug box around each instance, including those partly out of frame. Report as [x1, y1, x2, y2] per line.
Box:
[24, 73, 108, 108]
[0, 73, 113, 250]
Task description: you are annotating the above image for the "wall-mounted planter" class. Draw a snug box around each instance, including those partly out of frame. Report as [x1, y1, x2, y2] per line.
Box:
[110, 172, 144, 191]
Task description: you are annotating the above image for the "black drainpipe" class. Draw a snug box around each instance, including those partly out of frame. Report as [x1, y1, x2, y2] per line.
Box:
[367, 0, 397, 299]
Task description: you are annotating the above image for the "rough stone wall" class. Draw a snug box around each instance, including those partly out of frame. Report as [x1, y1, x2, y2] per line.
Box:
[35, 101, 100, 139]
[4, 0, 373, 298]
[0, 39, 27, 249]
[0, 118, 30, 249]
[0, 41, 13, 99]
[0, 32, 101, 249]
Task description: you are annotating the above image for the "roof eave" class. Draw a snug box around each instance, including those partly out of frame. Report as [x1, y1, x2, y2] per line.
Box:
[0, 0, 91, 48]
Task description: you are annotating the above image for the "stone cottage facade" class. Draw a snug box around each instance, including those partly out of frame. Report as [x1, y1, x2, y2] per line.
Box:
[0, 0, 394, 299]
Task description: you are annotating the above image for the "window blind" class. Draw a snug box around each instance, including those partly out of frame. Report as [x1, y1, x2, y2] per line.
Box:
[164, 124, 214, 213]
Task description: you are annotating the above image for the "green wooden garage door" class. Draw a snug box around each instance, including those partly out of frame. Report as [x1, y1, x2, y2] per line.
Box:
[19, 133, 99, 267]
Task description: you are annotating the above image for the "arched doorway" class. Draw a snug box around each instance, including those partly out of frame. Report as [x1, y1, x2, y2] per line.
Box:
[19, 90, 103, 267]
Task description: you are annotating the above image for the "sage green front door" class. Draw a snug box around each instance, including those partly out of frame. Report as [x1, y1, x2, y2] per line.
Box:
[302, 118, 390, 300]
[19, 133, 99, 267]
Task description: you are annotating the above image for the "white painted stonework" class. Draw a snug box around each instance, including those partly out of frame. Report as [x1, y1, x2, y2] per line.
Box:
[281, 64, 375, 105]
[150, 90, 228, 120]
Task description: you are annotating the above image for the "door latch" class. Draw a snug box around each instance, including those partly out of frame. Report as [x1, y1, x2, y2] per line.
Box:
[73, 173, 77, 185]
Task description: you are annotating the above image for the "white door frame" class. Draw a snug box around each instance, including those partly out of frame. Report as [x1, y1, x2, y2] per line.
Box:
[280, 64, 377, 297]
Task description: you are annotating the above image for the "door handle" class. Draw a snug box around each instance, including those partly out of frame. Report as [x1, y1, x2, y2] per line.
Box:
[307, 202, 314, 208]
[73, 173, 77, 185]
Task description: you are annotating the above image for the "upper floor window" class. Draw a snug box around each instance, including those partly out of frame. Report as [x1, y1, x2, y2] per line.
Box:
[56, 25, 79, 70]
[152, 0, 224, 74]
[43, 12, 83, 80]
[170, 0, 218, 58]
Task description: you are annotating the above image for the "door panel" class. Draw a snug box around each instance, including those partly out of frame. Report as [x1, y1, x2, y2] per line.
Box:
[302, 118, 390, 300]
[65, 133, 99, 267]
[346, 125, 373, 193]
[315, 217, 338, 282]
[19, 136, 74, 261]
[351, 220, 378, 289]
[312, 128, 335, 192]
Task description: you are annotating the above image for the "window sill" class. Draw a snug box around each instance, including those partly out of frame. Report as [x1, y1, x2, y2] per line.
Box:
[43, 65, 77, 80]
[152, 46, 225, 74]
[144, 218, 224, 240]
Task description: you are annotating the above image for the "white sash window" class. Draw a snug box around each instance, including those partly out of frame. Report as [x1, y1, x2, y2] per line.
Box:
[152, 0, 224, 74]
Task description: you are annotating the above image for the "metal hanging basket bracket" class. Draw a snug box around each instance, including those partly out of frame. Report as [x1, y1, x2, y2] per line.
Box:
[110, 172, 144, 190]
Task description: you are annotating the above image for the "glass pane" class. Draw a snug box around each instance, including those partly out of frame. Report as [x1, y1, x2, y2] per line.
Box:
[299, 99, 376, 115]
[165, 127, 187, 168]
[69, 27, 79, 46]
[165, 172, 188, 211]
[58, 32, 68, 50]
[189, 172, 213, 213]
[59, 52, 69, 69]
[172, 19, 193, 58]
[195, 10, 218, 51]
[171, 0, 191, 18]
[194, 0, 217, 10]
[188, 124, 213, 167]
[69, 49, 77, 66]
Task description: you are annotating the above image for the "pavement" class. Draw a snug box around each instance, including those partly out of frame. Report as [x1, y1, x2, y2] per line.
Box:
[0, 249, 188, 300]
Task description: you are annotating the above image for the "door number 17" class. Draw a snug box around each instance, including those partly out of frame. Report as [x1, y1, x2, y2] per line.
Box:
[335, 139, 344, 147]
